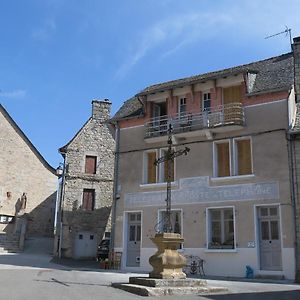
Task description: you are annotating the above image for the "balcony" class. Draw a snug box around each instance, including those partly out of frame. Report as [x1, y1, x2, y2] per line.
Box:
[145, 102, 244, 142]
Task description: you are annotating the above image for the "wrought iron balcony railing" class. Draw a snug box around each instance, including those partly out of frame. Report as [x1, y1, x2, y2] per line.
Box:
[145, 102, 244, 139]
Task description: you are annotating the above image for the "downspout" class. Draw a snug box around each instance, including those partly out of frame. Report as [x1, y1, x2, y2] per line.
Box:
[287, 131, 299, 281]
[58, 155, 67, 259]
[110, 122, 120, 257]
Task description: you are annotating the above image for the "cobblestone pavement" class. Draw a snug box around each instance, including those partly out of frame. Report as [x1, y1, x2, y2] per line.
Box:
[0, 252, 300, 300]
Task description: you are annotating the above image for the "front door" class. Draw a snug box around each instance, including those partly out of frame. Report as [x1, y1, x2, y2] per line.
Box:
[258, 206, 282, 270]
[126, 212, 141, 267]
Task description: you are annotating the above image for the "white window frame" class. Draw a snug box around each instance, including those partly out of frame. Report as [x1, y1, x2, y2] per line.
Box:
[213, 139, 232, 178]
[143, 150, 158, 184]
[157, 208, 183, 234]
[206, 206, 236, 251]
[178, 97, 187, 116]
[202, 91, 211, 112]
[232, 136, 253, 176]
[143, 149, 176, 185]
[213, 137, 253, 179]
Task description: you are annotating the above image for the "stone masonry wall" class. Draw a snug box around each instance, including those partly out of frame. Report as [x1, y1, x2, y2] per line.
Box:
[60, 101, 115, 258]
[0, 111, 57, 238]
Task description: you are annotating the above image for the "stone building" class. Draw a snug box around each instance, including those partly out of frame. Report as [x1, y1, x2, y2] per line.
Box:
[56, 100, 115, 259]
[0, 104, 57, 252]
[111, 39, 300, 279]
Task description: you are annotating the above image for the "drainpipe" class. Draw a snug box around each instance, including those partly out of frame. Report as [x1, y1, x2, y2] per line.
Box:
[110, 122, 120, 257]
[287, 131, 299, 281]
[58, 155, 67, 259]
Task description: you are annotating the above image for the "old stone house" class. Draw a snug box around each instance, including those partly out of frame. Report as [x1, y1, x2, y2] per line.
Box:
[56, 100, 115, 259]
[111, 38, 300, 280]
[0, 104, 57, 252]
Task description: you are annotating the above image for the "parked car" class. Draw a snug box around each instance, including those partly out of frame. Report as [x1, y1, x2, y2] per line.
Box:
[97, 238, 110, 261]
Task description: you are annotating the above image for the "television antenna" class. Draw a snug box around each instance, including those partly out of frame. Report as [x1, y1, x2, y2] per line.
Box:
[265, 26, 292, 50]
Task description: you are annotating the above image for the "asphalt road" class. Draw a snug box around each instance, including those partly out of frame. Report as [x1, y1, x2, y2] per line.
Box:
[0, 252, 300, 300]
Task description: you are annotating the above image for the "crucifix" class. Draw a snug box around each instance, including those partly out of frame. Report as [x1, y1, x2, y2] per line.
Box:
[154, 124, 190, 233]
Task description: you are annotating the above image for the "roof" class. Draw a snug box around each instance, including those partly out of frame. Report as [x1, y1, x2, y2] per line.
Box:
[59, 118, 92, 154]
[111, 96, 144, 122]
[113, 52, 294, 121]
[0, 104, 57, 175]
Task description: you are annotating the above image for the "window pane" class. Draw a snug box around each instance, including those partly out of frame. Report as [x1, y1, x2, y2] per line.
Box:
[211, 221, 221, 244]
[130, 214, 136, 221]
[136, 213, 141, 221]
[261, 221, 269, 240]
[136, 225, 141, 241]
[217, 142, 230, 177]
[270, 207, 278, 216]
[147, 152, 157, 183]
[224, 209, 233, 220]
[236, 139, 252, 175]
[260, 207, 268, 217]
[211, 210, 221, 220]
[129, 225, 135, 241]
[224, 220, 234, 247]
[85, 156, 97, 174]
[270, 221, 279, 240]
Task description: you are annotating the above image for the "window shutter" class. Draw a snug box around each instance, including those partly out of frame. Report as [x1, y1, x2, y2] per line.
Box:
[217, 142, 230, 177]
[237, 139, 252, 175]
[223, 86, 242, 104]
[147, 152, 157, 183]
[82, 189, 95, 210]
[164, 159, 174, 182]
[85, 156, 97, 174]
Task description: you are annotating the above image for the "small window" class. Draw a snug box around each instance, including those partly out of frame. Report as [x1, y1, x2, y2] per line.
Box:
[79, 234, 83, 240]
[178, 97, 187, 117]
[208, 208, 235, 249]
[202, 92, 211, 113]
[85, 156, 97, 174]
[90, 235, 94, 240]
[82, 189, 95, 211]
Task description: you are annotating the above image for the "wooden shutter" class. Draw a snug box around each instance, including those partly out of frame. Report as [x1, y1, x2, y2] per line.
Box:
[85, 156, 97, 174]
[164, 158, 174, 182]
[147, 152, 157, 183]
[217, 142, 230, 177]
[223, 86, 242, 105]
[237, 139, 252, 175]
[82, 189, 95, 210]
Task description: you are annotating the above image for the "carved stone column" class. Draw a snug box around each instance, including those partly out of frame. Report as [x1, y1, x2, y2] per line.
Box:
[149, 232, 186, 279]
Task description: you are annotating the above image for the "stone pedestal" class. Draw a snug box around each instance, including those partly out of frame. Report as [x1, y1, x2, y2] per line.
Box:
[149, 232, 186, 279]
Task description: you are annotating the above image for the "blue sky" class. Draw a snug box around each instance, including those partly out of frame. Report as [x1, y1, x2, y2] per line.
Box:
[1, 0, 300, 168]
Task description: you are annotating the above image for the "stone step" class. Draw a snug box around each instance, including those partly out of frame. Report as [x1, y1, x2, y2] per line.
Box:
[112, 283, 228, 297]
[129, 277, 207, 288]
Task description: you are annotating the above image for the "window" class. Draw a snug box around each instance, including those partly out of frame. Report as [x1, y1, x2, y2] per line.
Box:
[144, 149, 175, 184]
[214, 138, 252, 177]
[159, 210, 182, 234]
[208, 207, 235, 249]
[202, 92, 211, 113]
[82, 189, 95, 211]
[178, 97, 187, 117]
[85, 156, 97, 174]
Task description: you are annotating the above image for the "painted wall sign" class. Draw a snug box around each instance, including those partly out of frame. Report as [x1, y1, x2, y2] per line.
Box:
[125, 176, 279, 208]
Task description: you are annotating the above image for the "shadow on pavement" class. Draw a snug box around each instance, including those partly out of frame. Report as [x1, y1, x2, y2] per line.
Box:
[201, 289, 300, 300]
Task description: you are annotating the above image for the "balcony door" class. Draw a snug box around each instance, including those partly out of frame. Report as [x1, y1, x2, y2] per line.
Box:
[152, 102, 167, 134]
[223, 86, 242, 122]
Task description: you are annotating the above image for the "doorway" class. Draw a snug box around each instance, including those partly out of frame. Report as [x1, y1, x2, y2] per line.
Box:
[258, 206, 282, 270]
[126, 212, 141, 267]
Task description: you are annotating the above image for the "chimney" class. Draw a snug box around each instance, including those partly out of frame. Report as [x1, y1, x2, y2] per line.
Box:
[91, 99, 111, 121]
[293, 37, 300, 102]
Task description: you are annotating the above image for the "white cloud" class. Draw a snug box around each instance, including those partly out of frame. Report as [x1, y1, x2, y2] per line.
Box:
[0, 90, 27, 99]
[115, 12, 233, 78]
